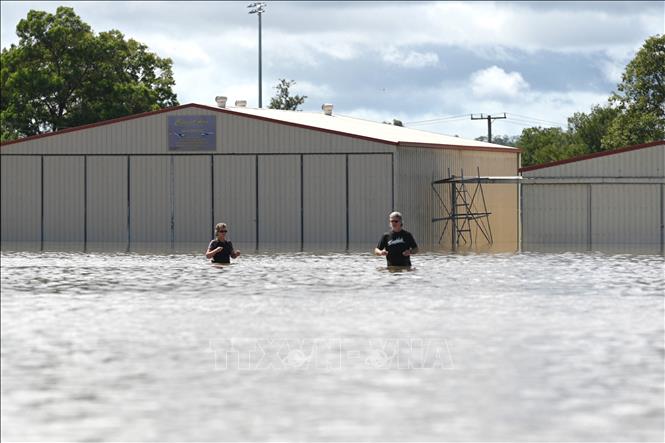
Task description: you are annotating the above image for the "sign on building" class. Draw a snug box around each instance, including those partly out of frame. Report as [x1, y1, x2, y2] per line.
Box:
[168, 116, 216, 151]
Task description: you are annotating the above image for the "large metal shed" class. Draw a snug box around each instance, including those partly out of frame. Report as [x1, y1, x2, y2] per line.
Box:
[520, 141, 665, 252]
[1, 103, 520, 252]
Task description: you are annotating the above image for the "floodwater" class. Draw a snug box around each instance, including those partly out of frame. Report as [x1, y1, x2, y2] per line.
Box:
[1, 250, 663, 442]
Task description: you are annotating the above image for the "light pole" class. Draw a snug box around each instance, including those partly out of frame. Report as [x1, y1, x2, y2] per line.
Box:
[248, 2, 267, 108]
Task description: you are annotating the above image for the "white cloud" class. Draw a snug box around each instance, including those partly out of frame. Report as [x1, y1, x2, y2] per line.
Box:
[381, 47, 439, 68]
[470, 66, 530, 99]
[2, 1, 660, 141]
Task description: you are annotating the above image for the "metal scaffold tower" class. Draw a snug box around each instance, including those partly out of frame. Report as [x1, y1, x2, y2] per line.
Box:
[432, 168, 521, 249]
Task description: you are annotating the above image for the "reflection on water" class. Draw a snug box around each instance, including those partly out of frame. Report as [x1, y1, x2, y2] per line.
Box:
[1, 250, 664, 442]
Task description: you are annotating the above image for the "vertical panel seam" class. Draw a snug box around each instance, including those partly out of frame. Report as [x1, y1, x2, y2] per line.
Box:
[41, 155, 44, 251]
[127, 155, 131, 252]
[255, 154, 259, 251]
[661, 183, 664, 254]
[83, 155, 87, 252]
[345, 154, 349, 251]
[211, 154, 215, 234]
[391, 152, 395, 210]
[170, 155, 175, 250]
[300, 154, 304, 252]
[587, 183, 592, 250]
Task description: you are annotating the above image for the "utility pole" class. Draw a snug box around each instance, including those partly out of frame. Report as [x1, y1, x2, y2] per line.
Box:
[471, 113, 506, 143]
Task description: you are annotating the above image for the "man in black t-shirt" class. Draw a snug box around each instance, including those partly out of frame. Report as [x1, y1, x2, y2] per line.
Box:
[374, 211, 418, 267]
[206, 223, 241, 264]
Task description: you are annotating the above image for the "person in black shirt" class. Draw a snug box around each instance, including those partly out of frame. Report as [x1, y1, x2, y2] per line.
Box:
[374, 211, 418, 267]
[206, 223, 240, 264]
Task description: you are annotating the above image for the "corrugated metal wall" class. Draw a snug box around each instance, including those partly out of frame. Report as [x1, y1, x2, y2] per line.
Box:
[1, 156, 41, 245]
[522, 144, 665, 249]
[395, 147, 519, 250]
[522, 144, 663, 178]
[303, 155, 346, 246]
[2, 106, 522, 251]
[43, 156, 85, 249]
[1, 153, 394, 251]
[522, 185, 589, 245]
[213, 155, 256, 247]
[258, 155, 302, 246]
[2, 107, 390, 156]
[87, 156, 127, 247]
[348, 154, 393, 247]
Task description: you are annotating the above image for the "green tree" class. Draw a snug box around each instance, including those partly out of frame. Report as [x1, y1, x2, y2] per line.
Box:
[518, 127, 586, 167]
[602, 34, 665, 148]
[1, 7, 178, 142]
[567, 105, 619, 152]
[268, 79, 307, 110]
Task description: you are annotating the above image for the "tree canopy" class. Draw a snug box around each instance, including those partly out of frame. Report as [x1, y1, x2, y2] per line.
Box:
[1, 7, 178, 142]
[517, 34, 664, 166]
[603, 34, 665, 148]
[268, 79, 307, 110]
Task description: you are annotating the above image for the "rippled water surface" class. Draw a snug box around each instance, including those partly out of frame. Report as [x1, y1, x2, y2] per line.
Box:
[1, 251, 664, 442]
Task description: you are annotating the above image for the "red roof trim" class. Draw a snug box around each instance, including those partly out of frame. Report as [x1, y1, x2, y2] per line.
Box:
[1, 103, 519, 153]
[518, 140, 665, 172]
[398, 141, 521, 153]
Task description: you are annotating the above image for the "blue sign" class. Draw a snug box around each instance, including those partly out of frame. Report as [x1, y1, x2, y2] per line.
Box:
[168, 116, 216, 151]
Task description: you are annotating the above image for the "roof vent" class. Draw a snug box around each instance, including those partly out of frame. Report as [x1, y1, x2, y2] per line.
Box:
[235, 100, 247, 107]
[215, 96, 227, 108]
[322, 103, 333, 116]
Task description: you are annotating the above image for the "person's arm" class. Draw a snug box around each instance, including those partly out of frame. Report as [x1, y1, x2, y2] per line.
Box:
[402, 247, 418, 256]
[374, 247, 387, 256]
[375, 236, 388, 256]
[205, 242, 223, 259]
[402, 234, 419, 256]
[230, 242, 240, 259]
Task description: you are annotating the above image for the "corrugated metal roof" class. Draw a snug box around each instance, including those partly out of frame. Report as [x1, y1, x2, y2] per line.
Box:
[223, 105, 515, 150]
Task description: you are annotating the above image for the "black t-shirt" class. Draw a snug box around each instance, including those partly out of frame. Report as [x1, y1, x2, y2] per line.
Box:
[377, 229, 418, 266]
[208, 239, 235, 264]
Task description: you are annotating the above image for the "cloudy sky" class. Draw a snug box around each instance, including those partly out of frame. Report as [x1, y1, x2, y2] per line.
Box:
[1, 1, 663, 140]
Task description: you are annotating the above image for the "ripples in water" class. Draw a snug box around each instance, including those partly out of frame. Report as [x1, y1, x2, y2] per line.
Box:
[1, 250, 664, 441]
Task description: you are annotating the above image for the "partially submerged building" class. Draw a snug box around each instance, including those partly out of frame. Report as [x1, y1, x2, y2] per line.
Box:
[520, 141, 665, 252]
[1, 102, 520, 252]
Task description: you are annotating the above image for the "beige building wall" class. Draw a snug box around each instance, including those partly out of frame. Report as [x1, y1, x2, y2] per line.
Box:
[1, 156, 41, 244]
[0, 106, 390, 156]
[395, 146, 519, 250]
[129, 156, 171, 246]
[522, 184, 589, 245]
[303, 155, 346, 246]
[522, 144, 663, 178]
[87, 156, 128, 247]
[213, 155, 257, 247]
[43, 156, 85, 249]
[348, 154, 393, 248]
[2, 106, 522, 251]
[174, 156, 212, 245]
[258, 155, 302, 247]
[521, 143, 665, 249]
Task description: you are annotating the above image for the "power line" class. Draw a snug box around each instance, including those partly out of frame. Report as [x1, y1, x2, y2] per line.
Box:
[508, 117, 564, 128]
[505, 112, 566, 127]
[503, 119, 543, 128]
[405, 114, 470, 125]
